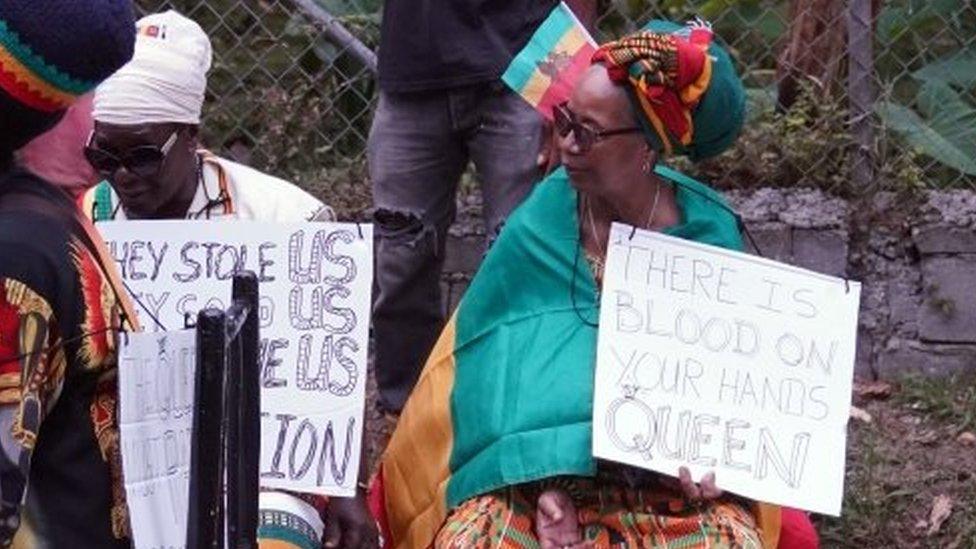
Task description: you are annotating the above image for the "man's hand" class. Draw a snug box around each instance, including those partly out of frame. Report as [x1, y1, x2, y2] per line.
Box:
[323, 489, 378, 549]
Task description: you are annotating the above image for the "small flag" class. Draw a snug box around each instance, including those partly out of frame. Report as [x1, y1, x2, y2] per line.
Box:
[502, 2, 597, 121]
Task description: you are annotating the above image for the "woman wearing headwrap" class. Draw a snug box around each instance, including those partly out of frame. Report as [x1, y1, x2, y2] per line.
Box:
[370, 20, 815, 549]
[0, 1, 138, 546]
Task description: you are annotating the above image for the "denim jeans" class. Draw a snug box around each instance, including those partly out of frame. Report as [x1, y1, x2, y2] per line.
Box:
[368, 82, 543, 412]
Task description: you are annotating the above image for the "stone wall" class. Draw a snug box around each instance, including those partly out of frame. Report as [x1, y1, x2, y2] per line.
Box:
[440, 188, 976, 379]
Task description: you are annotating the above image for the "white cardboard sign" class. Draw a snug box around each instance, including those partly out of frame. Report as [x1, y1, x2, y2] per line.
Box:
[119, 330, 196, 549]
[593, 223, 860, 516]
[101, 220, 372, 500]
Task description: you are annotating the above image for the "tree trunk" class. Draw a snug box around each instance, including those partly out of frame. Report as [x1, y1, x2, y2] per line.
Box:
[776, 0, 848, 110]
[777, 0, 883, 110]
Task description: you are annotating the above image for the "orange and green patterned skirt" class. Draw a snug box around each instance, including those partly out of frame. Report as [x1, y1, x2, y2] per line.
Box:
[434, 477, 762, 549]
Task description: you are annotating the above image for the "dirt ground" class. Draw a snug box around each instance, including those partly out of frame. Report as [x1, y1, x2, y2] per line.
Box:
[363, 368, 976, 549]
[816, 376, 976, 548]
[363, 367, 393, 477]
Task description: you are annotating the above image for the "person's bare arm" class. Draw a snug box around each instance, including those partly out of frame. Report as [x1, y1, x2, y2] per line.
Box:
[322, 446, 378, 548]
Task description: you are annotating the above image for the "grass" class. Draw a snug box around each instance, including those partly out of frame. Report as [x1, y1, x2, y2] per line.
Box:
[817, 375, 976, 548]
[894, 375, 976, 435]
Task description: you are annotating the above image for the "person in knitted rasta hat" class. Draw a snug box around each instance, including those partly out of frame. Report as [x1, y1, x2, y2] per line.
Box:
[0, 0, 136, 164]
[0, 1, 138, 547]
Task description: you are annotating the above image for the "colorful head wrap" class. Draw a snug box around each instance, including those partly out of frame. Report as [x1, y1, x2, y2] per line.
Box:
[592, 19, 745, 161]
[0, 0, 135, 158]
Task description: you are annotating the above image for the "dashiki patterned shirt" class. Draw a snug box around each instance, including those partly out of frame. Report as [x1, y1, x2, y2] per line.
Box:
[0, 169, 129, 548]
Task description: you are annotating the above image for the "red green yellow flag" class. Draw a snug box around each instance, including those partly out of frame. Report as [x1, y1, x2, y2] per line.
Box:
[502, 2, 597, 120]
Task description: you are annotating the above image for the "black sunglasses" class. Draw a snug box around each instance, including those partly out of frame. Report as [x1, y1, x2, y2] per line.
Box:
[553, 102, 641, 153]
[84, 130, 179, 179]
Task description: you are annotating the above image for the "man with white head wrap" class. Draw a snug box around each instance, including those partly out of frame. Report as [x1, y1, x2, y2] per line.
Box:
[81, 11, 374, 549]
[81, 10, 331, 222]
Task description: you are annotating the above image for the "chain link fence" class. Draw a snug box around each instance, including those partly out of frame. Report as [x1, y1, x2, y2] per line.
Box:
[135, 0, 976, 210]
[135, 0, 381, 216]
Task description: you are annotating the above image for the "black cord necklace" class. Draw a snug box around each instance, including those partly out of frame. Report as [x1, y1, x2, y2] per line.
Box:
[571, 235, 600, 328]
[190, 154, 229, 220]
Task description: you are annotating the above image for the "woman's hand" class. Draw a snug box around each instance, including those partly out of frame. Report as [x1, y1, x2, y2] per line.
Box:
[677, 466, 722, 502]
[537, 489, 593, 549]
[322, 489, 379, 549]
[660, 467, 723, 503]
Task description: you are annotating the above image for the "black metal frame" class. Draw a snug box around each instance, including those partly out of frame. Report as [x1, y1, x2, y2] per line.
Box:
[187, 271, 261, 548]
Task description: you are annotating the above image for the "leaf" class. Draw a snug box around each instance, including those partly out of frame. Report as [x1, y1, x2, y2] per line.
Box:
[927, 494, 953, 535]
[745, 87, 777, 121]
[913, 51, 976, 90]
[917, 80, 976, 157]
[876, 100, 976, 176]
[876, 7, 907, 45]
[883, 488, 915, 501]
[313, 36, 342, 64]
[876, 1, 961, 54]
[854, 380, 894, 399]
[922, 0, 960, 16]
[911, 429, 940, 446]
[314, 0, 381, 17]
[850, 406, 873, 424]
[905, 0, 960, 25]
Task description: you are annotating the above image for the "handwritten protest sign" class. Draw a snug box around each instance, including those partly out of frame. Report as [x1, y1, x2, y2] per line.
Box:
[119, 330, 196, 549]
[593, 223, 861, 515]
[100, 220, 372, 498]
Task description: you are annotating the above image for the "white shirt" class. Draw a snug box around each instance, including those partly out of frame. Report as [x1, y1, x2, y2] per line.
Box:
[81, 153, 331, 222]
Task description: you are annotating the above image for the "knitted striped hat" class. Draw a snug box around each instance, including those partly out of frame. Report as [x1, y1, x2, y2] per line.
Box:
[0, 0, 136, 157]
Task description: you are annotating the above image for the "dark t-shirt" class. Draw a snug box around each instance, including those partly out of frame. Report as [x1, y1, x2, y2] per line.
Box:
[377, 0, 559, 92]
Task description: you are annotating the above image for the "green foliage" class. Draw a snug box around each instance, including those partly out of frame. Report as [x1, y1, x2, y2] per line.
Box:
[913, 50, 976, 89]
[675, 81, 853, 192]
[137, 0, 975, 199]
[896, 374, 976, 433]
[877, 81, 976, 177]
[873, 0, 976, 184]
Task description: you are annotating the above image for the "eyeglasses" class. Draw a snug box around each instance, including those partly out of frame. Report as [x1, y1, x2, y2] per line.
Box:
[83, 130, 179, 179]
[553, 102, 641, 153]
